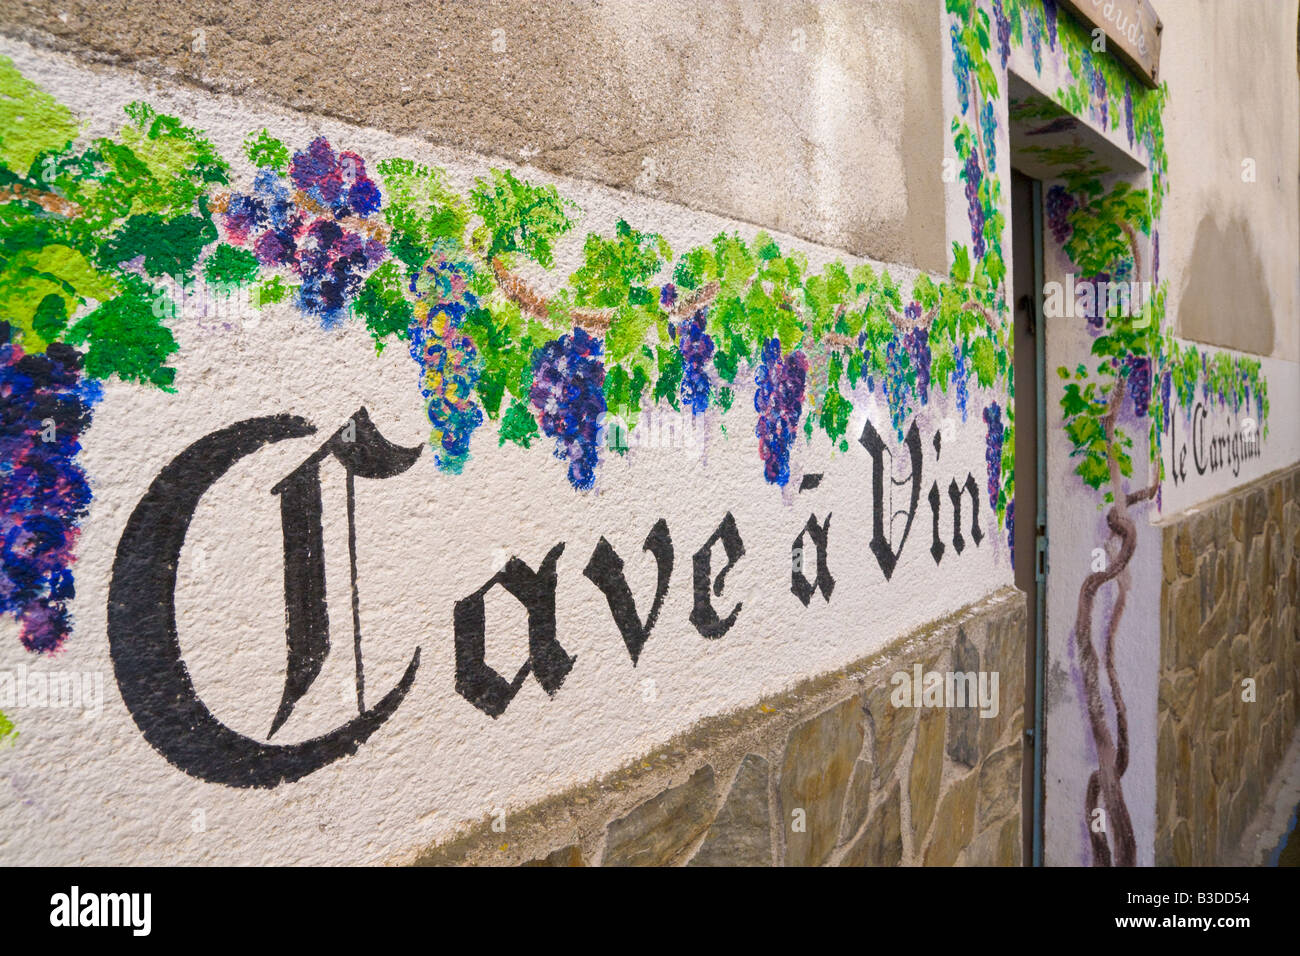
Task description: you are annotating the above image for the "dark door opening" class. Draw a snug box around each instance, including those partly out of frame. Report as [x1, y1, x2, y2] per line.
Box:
[1010, 168, 1046, 866]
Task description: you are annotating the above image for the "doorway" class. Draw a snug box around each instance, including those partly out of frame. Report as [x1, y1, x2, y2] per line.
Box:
[1010, 167, 1045, 866]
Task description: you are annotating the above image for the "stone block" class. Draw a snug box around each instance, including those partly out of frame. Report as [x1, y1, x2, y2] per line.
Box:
[779, 696, 866, 867]
[922, 771, 977, 866]
[866, 680, 915, 786]
[909, 703, 945, 847]
[690, 754, 772, 867]
[603, 765, 716, 866]
[946, 627, 981, 769]
[523, 844, 584, 866]
[838, 755, 874, 848]
[977, 742, 1021, 829]
[839, 781, 902, 867]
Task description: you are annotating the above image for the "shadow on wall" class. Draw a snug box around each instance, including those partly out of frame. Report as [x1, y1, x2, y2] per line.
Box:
[1178, 215, 1275, 356]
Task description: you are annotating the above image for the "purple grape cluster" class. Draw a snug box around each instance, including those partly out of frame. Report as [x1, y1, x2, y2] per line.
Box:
[409, 250, 485, 474]
[1046, 185, 1076, 245]
[1044, 0, 1059, 49]
[754, 337, 808, 487]
[1085, 55, 1108, 125]
[1081, 274, 1110, 329]
[530, 328, 607, 491]
[903, 324, 931, 405]
[660, 283, 678, 310]
[963, 153, 986, 258]
[983, 402, 1004, 511]
[1160, 369, 1172, 431]
[223, 168, 297, 243]
[950, 23, 972, 115]
[1124, 355, 1151, 418]
[1123, 84, 1135, 147]
[993, 0, 1012, 68]
[290, 137, 382, 218]
[1006, 497, 1015, 570]
[220, 137, 386, 325]
[677, 308, 715, 415]
[0, 326, 101, 654]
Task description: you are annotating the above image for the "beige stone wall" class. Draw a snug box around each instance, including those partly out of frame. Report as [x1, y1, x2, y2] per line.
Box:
[0, 0, 948, 274]
[409, 587, 1026, 866]
[1156, 464, 1300, 865]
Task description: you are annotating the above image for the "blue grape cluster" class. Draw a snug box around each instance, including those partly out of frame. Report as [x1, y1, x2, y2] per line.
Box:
[983, 402, 1004, 511]
[950, 23, 972, 115]
[993, 0, 1012, 68]
[223, 168, 298, 244]
[1081, 274, 1110, 330]
[677, 308, 715, 415]
[882, 335, 913, 441]
[0, 326, 101, 654]
[963, 153, 986, 259]
[953, 344, 971, 422]
[1045, 185, 1076, 245]
[1125, 355, 1151, 418]
[1027, 10, 1043, 72]
[980, 101, 998, 174]
[409, 251, 485, 474]
[531, 328, 607, 491]
[754, 337, 808, 487]
[1085, 55, 1108, 126]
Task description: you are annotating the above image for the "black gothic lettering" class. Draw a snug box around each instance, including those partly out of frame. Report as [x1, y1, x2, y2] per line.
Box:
[454, 543, 575, 717]
[690, 512, 745, 638]
[860, 419, 922, 581]
[791, 513, 834, 606]
[108, 413, 421, 789]
[583, 519, 673, 665]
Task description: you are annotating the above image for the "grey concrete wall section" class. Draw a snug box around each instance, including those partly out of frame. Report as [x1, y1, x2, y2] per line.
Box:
[0, 0, 948, 274]
[1160, 0, 1300, 361]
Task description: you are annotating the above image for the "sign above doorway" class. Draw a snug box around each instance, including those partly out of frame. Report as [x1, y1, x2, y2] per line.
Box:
[1059, 0, 1163, 87]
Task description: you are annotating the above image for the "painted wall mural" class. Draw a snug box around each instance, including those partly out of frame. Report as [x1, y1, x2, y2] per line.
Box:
[0, 2, 1287, 865]
[0, 38, 1015, 793]
[0, 51, 1019, 660]
[946, 0, 1273, 868]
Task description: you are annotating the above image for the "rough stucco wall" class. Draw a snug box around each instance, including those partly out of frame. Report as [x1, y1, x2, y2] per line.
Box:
[0, 0, 948, 275]
[0, 37, 1011, 865]
[1160, 0, 1300, 362]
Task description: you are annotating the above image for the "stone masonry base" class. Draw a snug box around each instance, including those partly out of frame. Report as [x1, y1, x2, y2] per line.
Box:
[408, 587, 1027, 866]
[1157, 464, 1300, 865]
